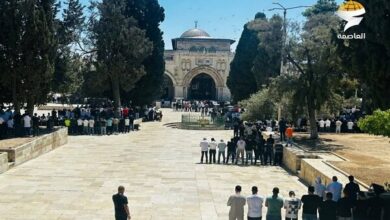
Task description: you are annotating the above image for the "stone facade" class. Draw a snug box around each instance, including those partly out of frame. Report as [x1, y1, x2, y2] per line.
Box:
[164, 28, 234, 101]
[0, 152, 8, 174]
[0, 127, 68, 167]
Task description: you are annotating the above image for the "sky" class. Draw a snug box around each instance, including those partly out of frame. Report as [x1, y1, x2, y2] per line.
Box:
[79, 0, 344, 50]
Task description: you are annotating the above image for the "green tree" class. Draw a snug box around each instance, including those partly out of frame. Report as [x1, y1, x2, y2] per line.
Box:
[336, 0, 390, 111]
[239, 88, 277, 121]
[358, 109, 390, 138]
[92, 0, 152, 110]
[124, 0, 165, 105]
[251, 14, 283, 88]
[302, 0, 338, 17]
[284, 2, 341, 139]
[227, 13, 265, 102]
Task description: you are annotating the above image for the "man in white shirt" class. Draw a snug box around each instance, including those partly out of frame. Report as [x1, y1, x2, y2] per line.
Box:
[88, 118, 95, 135]
[326, 176, 343, 201]
[236, 137, 246, 165]
[83, 118, 89, 135]
[247, 186, 263, 220]
[209, 138, 217, 164]
[23, 114, 32, 136]
[200, 138, 209, 164]
[347, 120, 354, 133]
[335, 119, 342, 133]
[124, 117, 130, 133]
[77, 118, 83, 135]
[217, 139, 227, 164]
[284, 191, 301, 220]
[319, 119, 325, 132]
[325, 119, 331, 132]
[314, 177, 326, 200]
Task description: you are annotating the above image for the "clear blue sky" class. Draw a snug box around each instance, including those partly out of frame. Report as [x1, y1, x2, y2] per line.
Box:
[79, 0, 343, 50]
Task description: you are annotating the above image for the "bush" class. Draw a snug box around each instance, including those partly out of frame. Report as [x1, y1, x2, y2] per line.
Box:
[239, 88, 277, 121]
[358, 109, 390, 138]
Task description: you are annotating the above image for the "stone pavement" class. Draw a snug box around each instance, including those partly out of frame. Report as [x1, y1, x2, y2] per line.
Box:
[0, 109, 307, 220]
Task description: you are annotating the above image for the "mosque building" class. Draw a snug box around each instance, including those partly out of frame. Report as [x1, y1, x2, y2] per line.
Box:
[162, 25, 235, 101]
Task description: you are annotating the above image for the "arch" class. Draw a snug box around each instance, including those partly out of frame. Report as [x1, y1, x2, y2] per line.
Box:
[164, 70, 177, 86]
[182, 66, 224, 88]
[188, 73, 216, 100]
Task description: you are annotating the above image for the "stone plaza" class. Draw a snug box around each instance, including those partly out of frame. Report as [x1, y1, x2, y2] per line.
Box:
[0, 110, 307, 220]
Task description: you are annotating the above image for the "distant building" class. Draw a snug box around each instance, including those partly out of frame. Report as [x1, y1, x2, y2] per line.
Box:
[163, 27, 235, 101]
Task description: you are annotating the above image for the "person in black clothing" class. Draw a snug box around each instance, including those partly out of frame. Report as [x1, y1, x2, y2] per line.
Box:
[319, 192, 337, 220]
[264, 135, 274, 165]
[367, 185, 385, 220]
[254, 135, 265, 165]
[353, 192, 369, 220]
[337, 189, 353, 220]
[301, 186, 321, 220]
[273, 143, 283, 166]
[226, 138, 236, 164]
[112, 186, 131, 220]
[245, 136, 253, 165]
[239, 122, 245, 137]
[278, 118, 287, 141]
[344, 175, 360, 203]
[233, 120, 239, 137]
[32, 113, 40, 137]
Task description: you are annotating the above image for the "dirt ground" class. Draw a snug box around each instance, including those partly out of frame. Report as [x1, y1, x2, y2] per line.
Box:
[295, 133, 390, 186]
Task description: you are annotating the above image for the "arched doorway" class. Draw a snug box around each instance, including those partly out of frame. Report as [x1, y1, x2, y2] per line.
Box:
[161, 74, 174, 101]
[188, 73, 216, 100]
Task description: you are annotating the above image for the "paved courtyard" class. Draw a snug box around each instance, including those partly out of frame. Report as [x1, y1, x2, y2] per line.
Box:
[0, 109, 306, 220]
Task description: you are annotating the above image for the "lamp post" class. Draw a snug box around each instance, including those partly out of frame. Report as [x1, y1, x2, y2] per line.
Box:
[268, 3, 310, 121]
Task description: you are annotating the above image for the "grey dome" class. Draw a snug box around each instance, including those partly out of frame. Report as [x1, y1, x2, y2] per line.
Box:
[180, 28, 211, 38]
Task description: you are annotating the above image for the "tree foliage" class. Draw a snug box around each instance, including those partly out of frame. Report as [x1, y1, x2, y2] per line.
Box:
[358, 109, 390, 138]
[124, 0, 165, 105]
[336, 0, 390, 112]
[239, 88, 277, 121]
[92, 0, 152, 109]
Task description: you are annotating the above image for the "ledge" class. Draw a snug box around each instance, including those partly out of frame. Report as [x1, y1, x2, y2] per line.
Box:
[0, 152, 8, 174]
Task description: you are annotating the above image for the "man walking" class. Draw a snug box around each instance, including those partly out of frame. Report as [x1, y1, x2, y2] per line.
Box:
[112, 186, 131, 220]
[217, 139, 227, 164]
[265, 187, 284, 220]
[209, 138, 217, 164]
[301, 186, 321, 220]
[200, 138, 209, 164]
[227, 185, 246, 220]
[285, 125, 293, 146]
[326, 176, 343, 202]
[247, 186, 263, 220]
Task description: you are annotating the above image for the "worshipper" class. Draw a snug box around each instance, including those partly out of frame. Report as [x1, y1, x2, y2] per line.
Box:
[247, 186, 263, 220]
[32, 113, 40, 137]
[124, 117, 130, 133]
[319, 119, 325, 132]
[235, 137, 246, 165]
[77, 117, 83, 135]
[107, 117, 113, 135]
[278, 118, 287, 141]
[23, 114, 32, 136]
[337, 189, 353, 220]
[326, 176, 343, 201]
[314, 177, 326, 201]
[88, 117, 95, 135]
[83, 118, 89, 135]
[217, 139, 227, 164]
[227, 185, 246, 220]
[347, 120, 354, 133]
[344, 175, 360, 203]
[319, 192, 337, 220]
[353, 192, 369, 220]
[265, 187, 283, 220]
[245, 136, 254, 165]
[100, 118, 107, 135]
[284, 191, 301, 220]
[112, 186, 131, 220]
[209, 138, 217, 164]
[226, 138, 236, 164]
[285, 125, 293, 147]
[335, 119, 342, 133]
[264, 135, 274, 165]
[200, 138, 209, 164]
[325, 119, 331, 132]
[273, 143, 283, 166]
[254, 135, 265, 165]
[301, 186, 321, 220]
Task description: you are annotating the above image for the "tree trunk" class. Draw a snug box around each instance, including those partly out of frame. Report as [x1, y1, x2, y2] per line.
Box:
[12, 74, 21, 114]
[26, 96, 35, 116]
[308, 105, 318, 139]
[111, 76, 121, 117]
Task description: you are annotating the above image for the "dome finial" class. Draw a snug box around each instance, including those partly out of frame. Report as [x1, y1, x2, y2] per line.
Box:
[195, 20, 198, 28]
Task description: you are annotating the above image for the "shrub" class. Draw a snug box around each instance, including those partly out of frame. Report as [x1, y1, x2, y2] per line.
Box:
[358, 109, 390, 138]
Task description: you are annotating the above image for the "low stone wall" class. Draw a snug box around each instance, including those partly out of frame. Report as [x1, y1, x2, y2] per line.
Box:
[0, 152, 8, 174]
[283, 147, 305, 173]
[0, 127, 68, 166]
[299, 159, 333, 186]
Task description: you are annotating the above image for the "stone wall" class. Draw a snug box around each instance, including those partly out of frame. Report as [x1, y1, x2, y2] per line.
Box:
[299, 159, 333, 186]
[0, 128, 68, 167]
[0, 152, 8, 174]
[283, 147, 305, 173]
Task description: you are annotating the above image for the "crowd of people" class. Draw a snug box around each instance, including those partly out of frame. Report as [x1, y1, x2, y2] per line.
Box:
[227, 176, 386, 220]
[0, 105, 160, 139]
